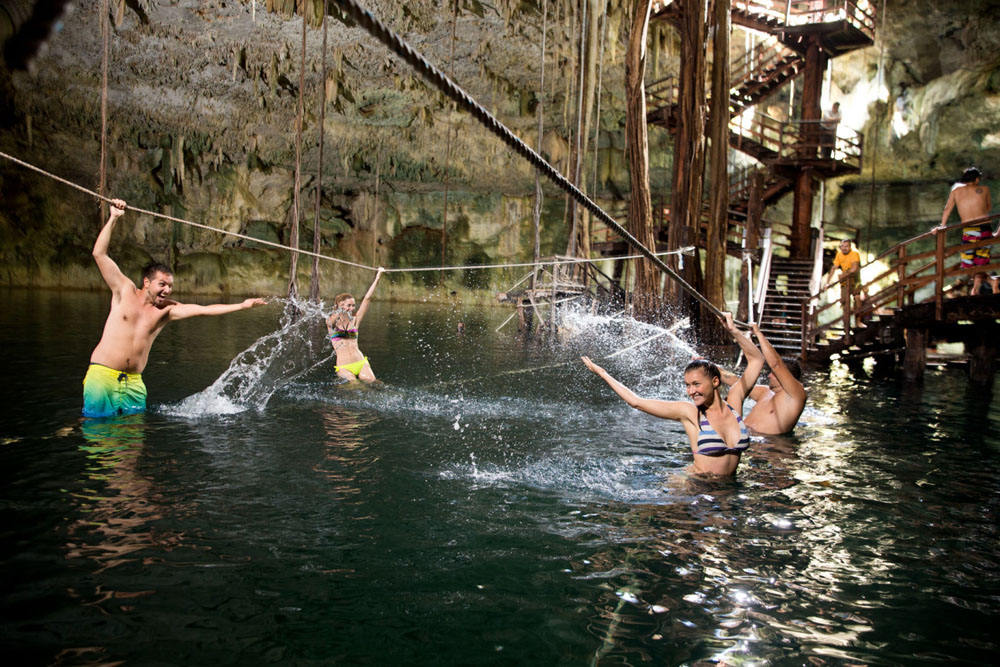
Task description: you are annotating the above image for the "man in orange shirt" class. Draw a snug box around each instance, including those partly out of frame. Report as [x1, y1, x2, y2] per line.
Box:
[823, 238, 867, 322]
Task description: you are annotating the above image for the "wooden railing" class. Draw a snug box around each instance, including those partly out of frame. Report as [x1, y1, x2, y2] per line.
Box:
[731, 37, 798, 94]
[729, 112, 863, 168]
[645, 75, 678, 117]
[801, 213, 1000, 356]
[786, 0, 877, 39]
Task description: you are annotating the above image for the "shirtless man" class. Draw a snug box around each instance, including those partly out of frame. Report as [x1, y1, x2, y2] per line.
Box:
[937, 167, 996, 295]
[722, 324, 806, 435]
[83, 199, 267, 417]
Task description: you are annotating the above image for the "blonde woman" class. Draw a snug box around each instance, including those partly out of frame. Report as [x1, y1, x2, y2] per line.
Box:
[327, 268, 385, 382]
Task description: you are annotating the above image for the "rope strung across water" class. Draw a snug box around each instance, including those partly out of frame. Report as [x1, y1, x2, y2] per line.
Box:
[0, 148, 695, 276]
[0, 148, 373, 272]
[328, 0, 726, 320]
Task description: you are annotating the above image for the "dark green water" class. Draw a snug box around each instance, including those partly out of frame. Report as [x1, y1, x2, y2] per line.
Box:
[1, 288, 999, 665]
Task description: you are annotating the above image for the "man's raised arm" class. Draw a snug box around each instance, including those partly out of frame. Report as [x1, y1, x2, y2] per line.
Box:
[751, 324, 806, 402]
[168, 298, 267, 321]
[92, 199, 132, 293]
[720, 312, 764, 400]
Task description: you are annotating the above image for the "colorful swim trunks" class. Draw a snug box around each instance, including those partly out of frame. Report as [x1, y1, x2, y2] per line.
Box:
[82, 363, 147, 418]
[961, 225, 992, 267]
[335, 356, 369, 378]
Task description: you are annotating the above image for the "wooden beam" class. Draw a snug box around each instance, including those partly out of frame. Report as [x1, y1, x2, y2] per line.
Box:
[902, 328, 927, 382]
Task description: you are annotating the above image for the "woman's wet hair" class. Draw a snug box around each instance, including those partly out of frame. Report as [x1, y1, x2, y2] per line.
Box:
[684, 358, 721, 383]
[334, 292, 354, 307]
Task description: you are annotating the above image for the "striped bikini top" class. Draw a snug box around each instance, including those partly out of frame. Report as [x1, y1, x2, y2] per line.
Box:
[329, 327, 358, 341]
[695, 403, 751, 456]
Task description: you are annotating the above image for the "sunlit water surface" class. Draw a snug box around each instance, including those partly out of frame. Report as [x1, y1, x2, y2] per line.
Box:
[1, 288, 998, 665]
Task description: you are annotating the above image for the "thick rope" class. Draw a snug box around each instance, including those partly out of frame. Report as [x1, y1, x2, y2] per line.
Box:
[328, 0, 727, 321]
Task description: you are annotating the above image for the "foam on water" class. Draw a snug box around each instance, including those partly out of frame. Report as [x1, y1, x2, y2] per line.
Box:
[162, 298, 333, 417]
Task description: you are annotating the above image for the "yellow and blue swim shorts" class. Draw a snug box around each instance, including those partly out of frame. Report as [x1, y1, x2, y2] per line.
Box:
[335, 356, 369, 378]
[82, 363, 147, 418]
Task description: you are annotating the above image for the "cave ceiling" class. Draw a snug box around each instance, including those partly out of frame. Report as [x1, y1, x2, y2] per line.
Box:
[3, 0, 1000, 196]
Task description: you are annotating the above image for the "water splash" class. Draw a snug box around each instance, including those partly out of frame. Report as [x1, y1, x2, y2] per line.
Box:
[163, 298, 333, 416]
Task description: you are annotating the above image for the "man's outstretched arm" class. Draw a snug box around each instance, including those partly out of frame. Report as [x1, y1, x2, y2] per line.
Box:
[92, 199, 132, 294]
[169, 298, 267, 321]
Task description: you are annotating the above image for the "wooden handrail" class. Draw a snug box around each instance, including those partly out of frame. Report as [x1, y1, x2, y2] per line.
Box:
[802, 211, 1000, 354]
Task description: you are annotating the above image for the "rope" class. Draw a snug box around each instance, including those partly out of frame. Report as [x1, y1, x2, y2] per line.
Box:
[98, 0, 110, 222]
[0, 148, 373, 271]
[864, 0, 888, 256]
[288, 12, 308, 299]
[328, 0, 729, 322]
[309, 6, 330, 302]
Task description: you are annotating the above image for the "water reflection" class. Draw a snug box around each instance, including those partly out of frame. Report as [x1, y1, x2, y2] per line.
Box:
[314, 405, 379, 503]
[68, 416, 187, 586]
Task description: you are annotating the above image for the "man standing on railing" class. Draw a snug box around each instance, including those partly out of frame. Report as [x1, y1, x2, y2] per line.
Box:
[820, 102, 841, 159]
[937, 167, 997, 295]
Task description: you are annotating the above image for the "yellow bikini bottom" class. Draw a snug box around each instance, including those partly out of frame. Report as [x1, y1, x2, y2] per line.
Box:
[335, 356, 369, 377]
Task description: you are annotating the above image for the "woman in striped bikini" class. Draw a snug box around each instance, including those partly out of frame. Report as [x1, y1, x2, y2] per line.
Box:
[327, 267, 385, 383]
[581, 314, 763, 476]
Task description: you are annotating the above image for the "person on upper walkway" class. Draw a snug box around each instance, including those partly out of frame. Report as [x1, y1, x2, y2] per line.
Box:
[820, 101, 841, 158]
[581, 313, 763, 477]
[721, 324, 807, 435]
[327, 268, 385, 383]
[937, 167, 997, 295]
[84, 199, 267, 418]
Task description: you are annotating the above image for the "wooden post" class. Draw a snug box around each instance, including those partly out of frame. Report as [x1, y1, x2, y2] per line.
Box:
[968, 326, 997, 385]
[800, 299, 809, 361]
[667, 0, 707, 305]
[842, 280, 852, 345]
[550, 262, 557, 332]
[790, 38, 828, 259]
[791, 168, 814, 257]
[896, 245, 906, 309]
[902, 328, 927, 381]
[737, 171, 763, 322]
[935, 227, 945, 320]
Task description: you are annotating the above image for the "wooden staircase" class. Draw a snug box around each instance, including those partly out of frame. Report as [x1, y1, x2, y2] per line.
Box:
[758, 257, 813, 355]
[731, 39, 803, 112]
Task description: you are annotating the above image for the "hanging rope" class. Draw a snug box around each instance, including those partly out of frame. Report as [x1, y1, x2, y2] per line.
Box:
[530, 0, 548, 292]
[864, 0, 888, 256]
[97, 0, 110, 224]
[288, 11, 308, 299]
[309, 6, 330, 302]
[327, 0, 728, 321]
[440, 0, 459, 272]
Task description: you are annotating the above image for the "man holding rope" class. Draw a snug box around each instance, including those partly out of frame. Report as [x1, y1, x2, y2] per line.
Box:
[83, 199, 267, 418]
